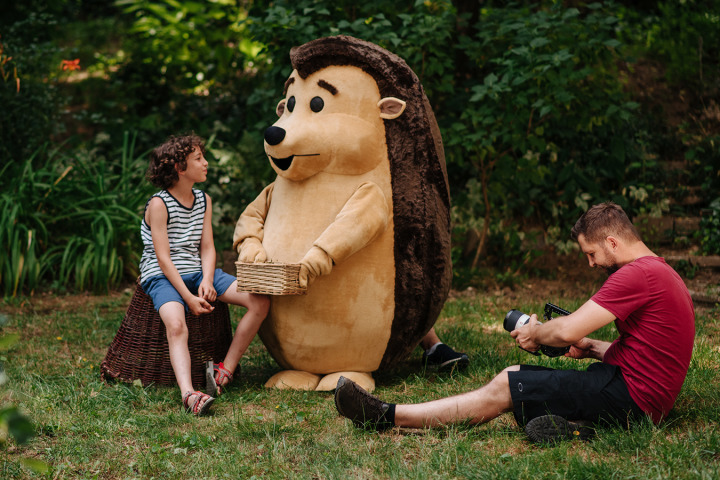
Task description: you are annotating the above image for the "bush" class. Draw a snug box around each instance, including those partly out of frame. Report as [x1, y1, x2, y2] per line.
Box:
[0, 134, 153, 296]
[446, 1, 642, 266]
[2, 0, 717, 294]
[0, 14, 64, 168]
[697, 198, 720, 255]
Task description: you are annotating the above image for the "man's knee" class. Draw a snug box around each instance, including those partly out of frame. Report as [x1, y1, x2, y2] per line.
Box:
[498, 365, 521, 378]
[489, 365, 521, 393]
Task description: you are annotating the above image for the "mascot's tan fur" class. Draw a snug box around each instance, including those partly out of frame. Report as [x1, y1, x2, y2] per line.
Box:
[234, 36, 451, 391]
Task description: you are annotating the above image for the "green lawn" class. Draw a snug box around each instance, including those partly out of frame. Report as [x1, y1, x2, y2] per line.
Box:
[1, 287, 719, 479]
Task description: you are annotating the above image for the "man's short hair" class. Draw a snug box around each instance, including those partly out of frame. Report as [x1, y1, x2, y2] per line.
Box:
[571, 202, 642, 244]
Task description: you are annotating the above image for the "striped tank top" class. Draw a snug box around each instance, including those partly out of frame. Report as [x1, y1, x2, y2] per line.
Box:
[139, 189, 206, 283]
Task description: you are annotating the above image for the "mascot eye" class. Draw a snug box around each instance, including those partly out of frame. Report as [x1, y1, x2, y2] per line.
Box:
[310, 96, 324, 113]
[287, 96, 296, 112]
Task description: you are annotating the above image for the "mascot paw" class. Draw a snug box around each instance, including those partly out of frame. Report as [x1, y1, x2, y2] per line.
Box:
[264, 370, 321, 390]
[238, 237, 267, 263]
[299, 246, 333, 287]
[316, 372, 375, 392]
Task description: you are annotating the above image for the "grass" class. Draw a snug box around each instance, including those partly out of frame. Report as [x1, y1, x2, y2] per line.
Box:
[1, 287, 719, 479]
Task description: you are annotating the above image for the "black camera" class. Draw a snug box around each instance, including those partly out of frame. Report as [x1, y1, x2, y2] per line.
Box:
[503, 303, 572, 357]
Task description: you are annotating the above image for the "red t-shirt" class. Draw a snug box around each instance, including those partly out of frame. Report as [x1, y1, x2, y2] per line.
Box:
[593, 256, 695, 424]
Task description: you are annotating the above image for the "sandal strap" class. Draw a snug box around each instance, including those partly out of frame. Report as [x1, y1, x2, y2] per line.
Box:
[214, 362, 234, 385]
[183, 391, 213, 415]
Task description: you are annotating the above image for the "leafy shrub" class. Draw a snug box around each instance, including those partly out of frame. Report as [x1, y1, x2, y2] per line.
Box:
[0, 15, 64, 168]
[697, 198, 720, 255]
[446, 1, 642, 266]
[621, 1, 720, 89]
[0, 134, 152, 296]
[244, 0, 458, 133]
[2, 0, 716, 294]
[0, 146, 59, 297]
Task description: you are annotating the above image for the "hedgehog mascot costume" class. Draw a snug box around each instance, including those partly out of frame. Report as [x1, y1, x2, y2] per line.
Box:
[233, 35, 452, 391]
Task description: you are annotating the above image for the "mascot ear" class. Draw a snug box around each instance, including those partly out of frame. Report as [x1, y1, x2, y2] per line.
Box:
[276, 99, 286, 118]
[378, 97, 406, 120]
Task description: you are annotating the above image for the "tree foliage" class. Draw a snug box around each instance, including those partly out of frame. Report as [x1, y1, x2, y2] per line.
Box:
[0, 0, 718, 295]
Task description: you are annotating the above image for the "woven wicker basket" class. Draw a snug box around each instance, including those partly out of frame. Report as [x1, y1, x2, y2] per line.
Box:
[100, 278, 232, 388]
[236, 262, 307, 295]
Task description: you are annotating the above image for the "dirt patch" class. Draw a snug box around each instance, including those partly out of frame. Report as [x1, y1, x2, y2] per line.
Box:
[0, 285, 134, 317]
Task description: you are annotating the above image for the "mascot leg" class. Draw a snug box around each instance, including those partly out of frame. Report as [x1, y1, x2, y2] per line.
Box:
[316, 372, 375, 392]
[264, 370, 321, 390]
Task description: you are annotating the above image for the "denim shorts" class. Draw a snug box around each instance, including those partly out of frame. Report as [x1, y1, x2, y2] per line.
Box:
[141, 268, 236, 311]
[508, 362, 645, 427]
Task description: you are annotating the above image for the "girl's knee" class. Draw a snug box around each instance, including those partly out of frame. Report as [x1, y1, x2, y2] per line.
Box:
[163, 317, 188, 338]
[249, 294, 270, 315]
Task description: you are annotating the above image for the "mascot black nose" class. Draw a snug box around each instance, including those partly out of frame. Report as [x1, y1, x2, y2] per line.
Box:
[264, 126, 286, 146]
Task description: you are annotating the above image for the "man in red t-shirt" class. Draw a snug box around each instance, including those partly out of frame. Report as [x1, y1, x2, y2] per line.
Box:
[334, 202, 696, 443]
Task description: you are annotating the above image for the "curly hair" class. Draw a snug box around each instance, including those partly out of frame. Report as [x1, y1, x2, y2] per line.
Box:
[146, 134, 205, 189]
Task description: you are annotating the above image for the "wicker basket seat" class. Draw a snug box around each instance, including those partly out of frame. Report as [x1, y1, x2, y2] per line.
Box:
[101, 279, 232, 388]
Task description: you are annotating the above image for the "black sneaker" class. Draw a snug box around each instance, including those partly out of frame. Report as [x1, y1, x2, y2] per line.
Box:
[422, 343, 470, 371]
[334, 376, 394, 431]
[525, 415, 593, 444]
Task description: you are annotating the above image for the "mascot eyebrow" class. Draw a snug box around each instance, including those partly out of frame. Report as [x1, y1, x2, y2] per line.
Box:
[317, 79, 338, 95]
[282, 76, 338, 96]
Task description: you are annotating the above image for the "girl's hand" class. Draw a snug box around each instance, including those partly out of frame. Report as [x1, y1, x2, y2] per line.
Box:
[188, 296, 214, 315]
[198, 279, 217, 302]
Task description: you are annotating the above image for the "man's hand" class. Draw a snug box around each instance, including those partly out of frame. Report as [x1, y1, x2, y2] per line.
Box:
[565, 337, 609, 361]
[238, 237, 267, 263]
[510, 314, 541, 353]
[299, 246, 333, 288]
[187, 295, 215, 316]
[198, 278, 217, 302]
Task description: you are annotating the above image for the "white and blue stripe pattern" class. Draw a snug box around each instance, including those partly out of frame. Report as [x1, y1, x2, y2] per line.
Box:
[139, 189, 206, 283]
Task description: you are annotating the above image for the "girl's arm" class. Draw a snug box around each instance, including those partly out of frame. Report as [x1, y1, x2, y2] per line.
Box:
[147, 197, 213, 315]
[198, 193, 217, 301]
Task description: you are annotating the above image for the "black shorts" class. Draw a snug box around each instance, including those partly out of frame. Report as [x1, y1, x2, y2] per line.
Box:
[508, 362, 645, 427]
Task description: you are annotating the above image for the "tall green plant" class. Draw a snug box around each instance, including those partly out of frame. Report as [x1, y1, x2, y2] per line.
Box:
[43, 132, 152, 293]
[0, 146, 64, 296]
[0, 134, 152, 297]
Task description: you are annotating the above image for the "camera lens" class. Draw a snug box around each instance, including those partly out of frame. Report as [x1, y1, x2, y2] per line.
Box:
[504, 309, 530, 332]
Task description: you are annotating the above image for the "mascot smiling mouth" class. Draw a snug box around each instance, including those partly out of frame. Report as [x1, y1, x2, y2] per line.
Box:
[270, 153, 320, 171]
[271, 155, 294, 171]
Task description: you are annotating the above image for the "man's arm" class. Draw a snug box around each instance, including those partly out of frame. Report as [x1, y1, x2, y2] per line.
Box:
[512, 299, 615, 356]
[565, 337, 612, 361]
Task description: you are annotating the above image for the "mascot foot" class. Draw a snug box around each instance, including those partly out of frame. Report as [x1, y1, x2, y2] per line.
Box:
[264, 370, 321, 390]
[316, 372, 375, 392]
